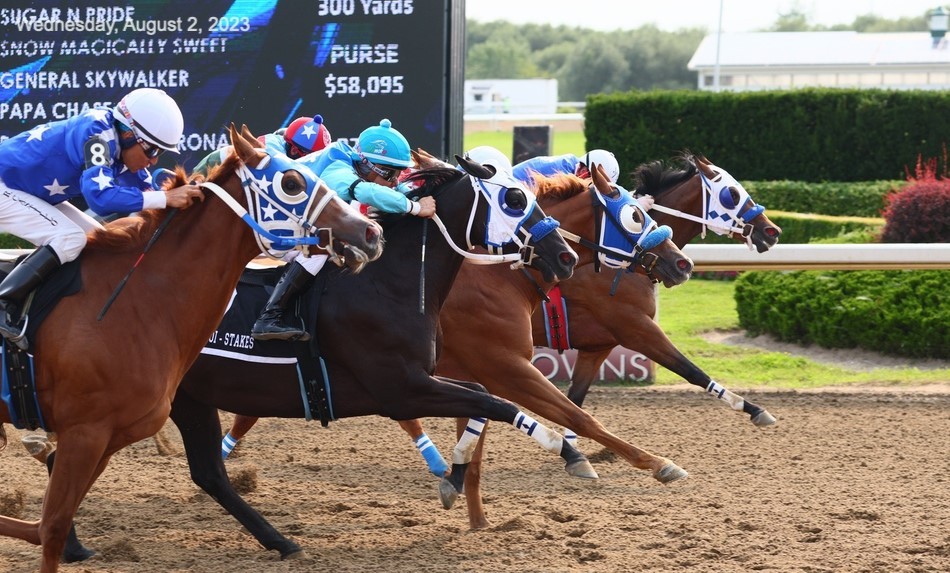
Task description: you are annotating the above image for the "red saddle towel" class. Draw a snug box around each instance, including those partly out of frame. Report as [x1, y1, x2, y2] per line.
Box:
[541, 285, 571, 353]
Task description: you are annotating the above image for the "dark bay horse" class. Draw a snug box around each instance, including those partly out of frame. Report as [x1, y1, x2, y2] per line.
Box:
[530, 153, 782, 441]
[63, 154, 580, 560]
[0, 125, 381, 572]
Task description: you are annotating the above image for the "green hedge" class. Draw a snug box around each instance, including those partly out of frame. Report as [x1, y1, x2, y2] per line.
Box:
[588, 89, 950, 182]
[0, 234, 31, 249]
[743, 180, 904, 218]
[735, 270, 949, 359]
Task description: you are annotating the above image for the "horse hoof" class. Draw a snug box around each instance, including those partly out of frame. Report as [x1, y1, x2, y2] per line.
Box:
[21, 435, 55, 464]
[62, 546, 96, 563]
[439, 478, 458, 510]
[565, 459, 599, 479]
[752, 410, 777, 427]
[654, 462, 688, 484]
[281, 549, 309, 561]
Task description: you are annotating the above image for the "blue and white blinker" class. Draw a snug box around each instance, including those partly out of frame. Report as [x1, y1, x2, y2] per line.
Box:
[468, 169, 558, 250]
[238, 151, 326, 255]
[700, 162, 766, 237]
[594, 184, 672, 269]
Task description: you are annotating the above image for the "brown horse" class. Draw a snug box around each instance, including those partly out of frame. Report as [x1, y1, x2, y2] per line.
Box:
[0, 124, 381, 572]
[432, 161, 696, 525]
[531, 153, 782, 444]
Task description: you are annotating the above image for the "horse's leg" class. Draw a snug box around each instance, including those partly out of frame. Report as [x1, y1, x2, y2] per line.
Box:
[437, 417, 485, 509]
[636, 322, 776, 427]
[463, 422, 490, 529]
[44, 452, 96, 563]
[473, 364, 687, 483]
[170, 391, 304, 559]
[36, 428, 111, 573]
[562, 347, 614, 446]
[397, 419, 449, 478]
[221, 414, 260, 459]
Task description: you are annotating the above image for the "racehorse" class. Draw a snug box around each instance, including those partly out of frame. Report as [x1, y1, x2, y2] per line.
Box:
[531, 153, 782, 443]
[0, 124, 381, 572]
[431, 160, 696, 525]
[60, 153, 580, 560]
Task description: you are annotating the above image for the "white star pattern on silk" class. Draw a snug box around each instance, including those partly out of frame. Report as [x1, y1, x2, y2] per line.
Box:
[44, 179, 69, 196]
[255, 174, 272, 193]
[261, 202, 278, 220]
[27, 124, 50, 142]
[91, 169, 113, 190]
[300, 124, 316, 139]
[99, 126, 116, 144]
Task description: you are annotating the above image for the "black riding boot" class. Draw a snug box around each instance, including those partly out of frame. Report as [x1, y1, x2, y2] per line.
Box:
[0, 245, 61, 350]
[251, 261, 314, 341]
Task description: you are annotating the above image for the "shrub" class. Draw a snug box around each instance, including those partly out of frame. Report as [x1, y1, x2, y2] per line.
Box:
[735, 270, 949, 359]
[880, 153, 950, 243]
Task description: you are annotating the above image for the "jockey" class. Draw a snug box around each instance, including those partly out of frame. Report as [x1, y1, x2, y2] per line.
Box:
[267, 114, 333, 159]
[0, 87, 203, 348]
[251, 118, 436, 341]
[512, 149, 621, 187]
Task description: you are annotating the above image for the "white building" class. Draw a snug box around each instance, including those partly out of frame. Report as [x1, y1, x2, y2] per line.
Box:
[463, 79, 558, 114]
[688, 31, 950, 92]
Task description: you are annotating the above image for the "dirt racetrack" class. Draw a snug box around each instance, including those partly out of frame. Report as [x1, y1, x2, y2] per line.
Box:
[1, 384, 949, 573]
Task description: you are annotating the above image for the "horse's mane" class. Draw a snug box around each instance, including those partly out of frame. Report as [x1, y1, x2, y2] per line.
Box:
[632, 151, 699, 197]
[531, 172, 587, 202]
[372, 167, 466, 227]
[85, 152, 243, 251]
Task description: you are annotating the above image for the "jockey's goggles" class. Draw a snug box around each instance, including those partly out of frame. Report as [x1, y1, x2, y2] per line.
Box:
[367, 160, 401, 183]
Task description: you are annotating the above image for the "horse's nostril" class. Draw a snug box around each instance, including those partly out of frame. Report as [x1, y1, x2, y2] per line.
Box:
[766, 227, 780, 238]
[677, 258, 692, 271]
[559, 251, 576, 266]
[366, 225, 380, 243]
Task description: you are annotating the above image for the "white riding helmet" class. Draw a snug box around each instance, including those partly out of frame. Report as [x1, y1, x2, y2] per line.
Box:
[580, 149, 620, 183]
[114, 88, 184, 153]
[465, 145, 513, 174]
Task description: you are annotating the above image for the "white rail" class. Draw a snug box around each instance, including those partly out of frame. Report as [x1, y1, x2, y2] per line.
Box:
[683, 243, 950, 271]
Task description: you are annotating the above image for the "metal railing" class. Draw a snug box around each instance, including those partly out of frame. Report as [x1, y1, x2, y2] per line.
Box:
[683, 243, 950, 271]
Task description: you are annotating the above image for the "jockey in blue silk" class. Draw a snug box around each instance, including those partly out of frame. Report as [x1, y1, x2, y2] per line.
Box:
[0, 87, 204, 348]
[512, 149, 621, 187]
[250, 118, 436, 341]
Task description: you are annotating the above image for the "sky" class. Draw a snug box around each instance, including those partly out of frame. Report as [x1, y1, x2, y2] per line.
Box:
[465, 0, 947, 33]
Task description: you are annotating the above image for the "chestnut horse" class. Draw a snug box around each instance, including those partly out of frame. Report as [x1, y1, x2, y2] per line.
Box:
[59, 154, 581, 560]
[0, 124, 381, 572]
[532, 153, 781, 445]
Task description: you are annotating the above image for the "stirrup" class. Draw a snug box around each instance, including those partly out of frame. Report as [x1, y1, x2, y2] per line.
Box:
[0, 315, 29, 351]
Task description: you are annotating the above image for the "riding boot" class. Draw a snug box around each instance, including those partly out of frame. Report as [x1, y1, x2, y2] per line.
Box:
[0, 245, 61, 349]
[251, 261, 314, 341]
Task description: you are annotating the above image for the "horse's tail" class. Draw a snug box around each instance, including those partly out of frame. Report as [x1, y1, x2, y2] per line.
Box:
[0, 424, 6, 451]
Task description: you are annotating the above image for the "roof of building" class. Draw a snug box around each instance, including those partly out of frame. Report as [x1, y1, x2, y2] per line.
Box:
[688, 31, 950, 69]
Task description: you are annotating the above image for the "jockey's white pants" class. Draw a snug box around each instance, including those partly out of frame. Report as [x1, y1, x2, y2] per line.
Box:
[0, 178, 103, 263]
[281, 250, 328, 276]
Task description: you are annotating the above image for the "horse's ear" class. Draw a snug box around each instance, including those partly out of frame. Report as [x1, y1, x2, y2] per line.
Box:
[230, 122, 267, 168]
[240, 124, 263, 149]
[455, 154, 495, 179]
[694, 155, 717, 179]
[591, 163, 613, 195]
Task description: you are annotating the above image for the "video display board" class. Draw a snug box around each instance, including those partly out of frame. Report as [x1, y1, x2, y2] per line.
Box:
[0, 1, 459, 170]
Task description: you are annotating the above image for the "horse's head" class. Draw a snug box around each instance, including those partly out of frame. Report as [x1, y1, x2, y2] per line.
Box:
[691, 154, 781, 253]
[403, 154, 576, 282]
[589, 163, 692, 287]
[225, 124, 383, 271]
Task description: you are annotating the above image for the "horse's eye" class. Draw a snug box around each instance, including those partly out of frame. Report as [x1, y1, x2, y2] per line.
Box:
[504, 188, 527, 211]
[281, 171, 305, 196]
[619, 204, 644, 234]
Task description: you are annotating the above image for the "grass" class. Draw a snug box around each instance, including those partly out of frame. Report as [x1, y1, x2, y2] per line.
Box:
[654, 278, 950, 388]
[464, 131, 586, 161]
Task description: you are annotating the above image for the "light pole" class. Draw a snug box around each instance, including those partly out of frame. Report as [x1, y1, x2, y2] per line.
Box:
[713, 0, 724, 92]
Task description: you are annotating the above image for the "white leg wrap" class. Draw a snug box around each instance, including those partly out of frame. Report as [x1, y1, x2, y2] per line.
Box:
[563, 429, 578, 447]
[451, 417, 486, 464]
[513, 411, 563, 455]
[706, 380, 745, 411]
